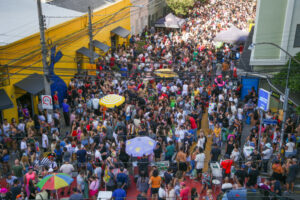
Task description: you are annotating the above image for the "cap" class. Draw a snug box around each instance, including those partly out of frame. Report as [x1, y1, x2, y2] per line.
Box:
[265, 143, 271, 148]
[28, 166, 33, 169]
[180, 182, 186, 186]
[241, 164, 246, 169]
[48, 168, 54, 173]
[109, 166, 114, 170]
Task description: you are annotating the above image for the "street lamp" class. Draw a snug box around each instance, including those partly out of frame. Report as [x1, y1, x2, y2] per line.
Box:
[249, 42, 300, 152]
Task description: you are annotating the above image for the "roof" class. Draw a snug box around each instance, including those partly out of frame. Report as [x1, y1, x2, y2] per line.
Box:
[0, 89, 13, 110]
[0, 0, 82, 46]
[14, 73, 45, 95]
[93, 40, 110, 53]
[48, 0, 117, 13]
[76, 47, 100, 59]
[111, 26, 130, 38]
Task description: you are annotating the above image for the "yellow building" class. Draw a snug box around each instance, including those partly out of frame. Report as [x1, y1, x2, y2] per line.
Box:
[0, 0, 134, 122]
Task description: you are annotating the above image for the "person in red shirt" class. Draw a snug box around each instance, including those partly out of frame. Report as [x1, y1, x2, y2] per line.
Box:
[53, 91, 59, 109]
[179, 182, 190, 200]
[188, 115, 198, 141]
[220, 155, 233, 178]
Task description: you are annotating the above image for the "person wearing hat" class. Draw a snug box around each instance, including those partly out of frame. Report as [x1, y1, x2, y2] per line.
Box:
[262, 143, 273, 173]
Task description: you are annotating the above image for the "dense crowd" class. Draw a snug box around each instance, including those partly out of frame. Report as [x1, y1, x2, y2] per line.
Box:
[0, 0, 299, 200]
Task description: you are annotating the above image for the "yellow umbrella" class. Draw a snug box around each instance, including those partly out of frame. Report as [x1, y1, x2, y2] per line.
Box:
[99, 94, 125, 108]
[154, 69, 178, 78]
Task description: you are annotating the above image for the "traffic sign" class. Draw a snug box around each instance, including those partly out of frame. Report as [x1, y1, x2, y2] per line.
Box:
[42, 95, 53, 109]
[258, 88, 270, 112]
[262, 119, 277, 125]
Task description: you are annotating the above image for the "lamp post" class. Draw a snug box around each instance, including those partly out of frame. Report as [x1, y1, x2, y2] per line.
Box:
[249, 42, 300, 152]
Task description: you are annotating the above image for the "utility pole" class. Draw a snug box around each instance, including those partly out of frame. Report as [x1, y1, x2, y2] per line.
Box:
[37, 0, 52, 113]
[88, 6, 94, 64]
[280, 58, 291, 151]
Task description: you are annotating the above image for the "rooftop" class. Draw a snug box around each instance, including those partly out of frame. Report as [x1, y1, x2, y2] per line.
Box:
[0, 0, 118, 46]
[48, 0, 117, 13]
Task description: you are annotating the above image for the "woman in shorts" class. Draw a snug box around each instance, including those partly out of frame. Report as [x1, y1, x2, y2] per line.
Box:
[149, 169, 161, 199]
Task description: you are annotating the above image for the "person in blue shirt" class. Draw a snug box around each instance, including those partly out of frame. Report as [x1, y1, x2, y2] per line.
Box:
[112, 182, 126, 200]
[76, 146, 87, 168]
[116, 167, 129, 190]
[62, 99, 70, 126]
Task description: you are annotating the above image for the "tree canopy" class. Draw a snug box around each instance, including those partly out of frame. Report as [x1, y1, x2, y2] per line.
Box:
[166, 0, 195, 16]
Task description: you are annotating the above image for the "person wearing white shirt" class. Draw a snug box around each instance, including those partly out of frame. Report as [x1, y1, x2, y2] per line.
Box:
[17, 121, 25, 133]
[20, 138, 27, 151]
[262, 143, 273, 172]
[197, 134, 206, 149]
[158, 185, 166, 200]
[59, 161, 74, 176]
[92, 96, 99, 110]
[195, 148, 205, 179]
[42, 132, 49, 151]
[182, 82, 188, 96]
[285, 138, 296, 157]
[230, 147, 240, 162]
[95, 148, 102, 161]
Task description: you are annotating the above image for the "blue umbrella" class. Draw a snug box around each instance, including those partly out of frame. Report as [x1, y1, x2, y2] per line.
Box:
[125, 136, 156, 157]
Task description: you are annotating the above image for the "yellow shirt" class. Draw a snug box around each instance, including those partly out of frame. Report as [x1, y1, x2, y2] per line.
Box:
[214, 127, 221, 137]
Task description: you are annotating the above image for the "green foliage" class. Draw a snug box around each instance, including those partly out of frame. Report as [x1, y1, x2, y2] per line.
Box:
[166, 0, 195, 16]
[297, 106, 300, 115]
[273, 52, 300, 92]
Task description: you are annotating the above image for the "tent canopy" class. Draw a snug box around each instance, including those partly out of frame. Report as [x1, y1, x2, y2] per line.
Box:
[214, 26, 248, 44]
[155, 13, 186, 29]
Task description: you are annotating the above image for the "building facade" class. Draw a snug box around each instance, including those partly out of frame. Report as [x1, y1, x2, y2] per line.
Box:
[250, 0, 300, 66]
[0, 0, 132, 121]
[130, 0, 149, 35]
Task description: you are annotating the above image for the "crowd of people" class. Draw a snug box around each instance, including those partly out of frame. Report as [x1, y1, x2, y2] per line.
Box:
[0, 0, 299, 200]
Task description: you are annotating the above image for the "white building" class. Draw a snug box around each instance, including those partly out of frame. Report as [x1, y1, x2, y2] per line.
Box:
[130, 0, 149, 35]
[250, 0, 300, 66]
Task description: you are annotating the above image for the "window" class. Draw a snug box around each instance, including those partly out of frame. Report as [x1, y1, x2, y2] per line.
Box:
[0, 65, 9, 87]
[294, 24, 300, 48]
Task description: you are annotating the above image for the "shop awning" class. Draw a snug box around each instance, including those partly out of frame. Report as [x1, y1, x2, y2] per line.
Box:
[111, 26, 130, 38]
[14, 73, 44, 95]
[76, 47, 100, 59]
[0, 89, 13, 110]
[93, 40, 110, 53]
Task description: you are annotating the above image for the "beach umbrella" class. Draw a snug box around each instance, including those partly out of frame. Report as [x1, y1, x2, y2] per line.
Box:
[154, 69, 178, 78]
[126, 136, 156, 157]
[99, 94, 125, 108]
[36, 173, 73, 190]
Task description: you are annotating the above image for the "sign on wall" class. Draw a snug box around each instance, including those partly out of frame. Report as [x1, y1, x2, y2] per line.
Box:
[258, 88, 270, 112]
[42, 95, 53, 110]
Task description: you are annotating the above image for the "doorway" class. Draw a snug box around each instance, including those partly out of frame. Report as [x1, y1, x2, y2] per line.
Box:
[17, 93, 33, 117]
[111, 35, 118, 52]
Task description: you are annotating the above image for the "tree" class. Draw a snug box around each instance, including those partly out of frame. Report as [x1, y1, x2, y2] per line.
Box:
[273, 52, 300, 114]
[273, 52, 300, 93]
[166, 0, 195, 16]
